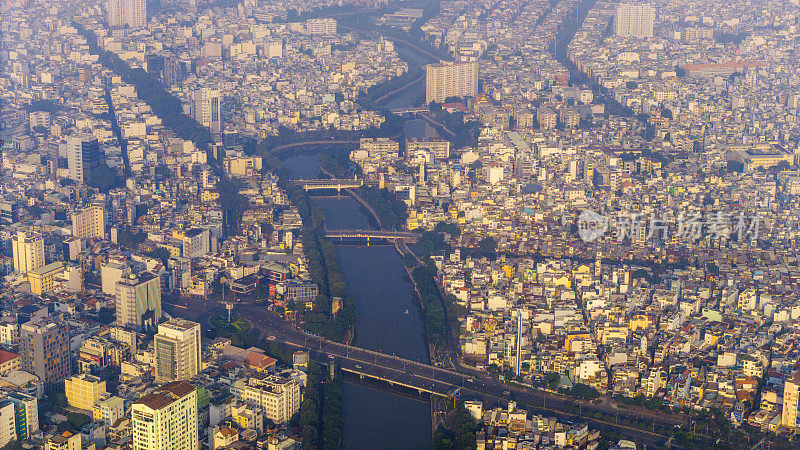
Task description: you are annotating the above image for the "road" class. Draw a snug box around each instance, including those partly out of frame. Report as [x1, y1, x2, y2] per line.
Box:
[170, 300, 682, 447]
[267, 139, 359, 154]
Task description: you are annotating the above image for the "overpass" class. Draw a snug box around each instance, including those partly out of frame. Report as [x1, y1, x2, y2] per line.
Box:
[325, 229, 420, 243]
[296, 179, 364, 191]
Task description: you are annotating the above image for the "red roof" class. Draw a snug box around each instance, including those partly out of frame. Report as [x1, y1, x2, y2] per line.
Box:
[0, 350, 18, 365]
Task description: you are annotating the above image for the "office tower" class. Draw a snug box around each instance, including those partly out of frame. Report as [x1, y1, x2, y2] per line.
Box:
[12, 230, 44, 274]
[115, 272, 162, 331]
[305, 18, 337, 35]
[615, 3, 655, 38]
[7, 392, 39, 441]
[154, 319, 201, 383]
[783, 372, 800, 428]
[132, 381, 199, 450]
[65, 374, 107, 410]
[19, 318, 71, 390]
[192, 88, 221, 133]
[105, 0, 146, 29]
[231, 374, 302, 424]
[64, 135, 103, 185]
[72, 204, 106, 240]
[425, 61, 478, 104]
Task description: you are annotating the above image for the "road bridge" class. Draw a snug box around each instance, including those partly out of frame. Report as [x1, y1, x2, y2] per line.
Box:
[325, 229, 420, 243]
[296, 179, 364, 191]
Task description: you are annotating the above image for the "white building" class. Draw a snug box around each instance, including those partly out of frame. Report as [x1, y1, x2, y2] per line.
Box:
[154, 319, 201, 383]
[115, 272, 162, 331]
[615, 3, 655, 38]
[425, 61, 479, 104]
[132, 382, 198, 450]
[231, 374, 302, 424]
[12, 230, 44, 274]
[105, 0, 146, 28]
[192, 88, 221, 133]
[72, 204, 106, 240]
[305, 18, 337, 35]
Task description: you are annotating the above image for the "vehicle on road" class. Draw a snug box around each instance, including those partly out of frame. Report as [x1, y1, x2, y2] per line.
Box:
[355, 365, 362, 369]
[467, 378, 474, 382]
[503, 390, 511, 396]
[267, 335, 276, 341]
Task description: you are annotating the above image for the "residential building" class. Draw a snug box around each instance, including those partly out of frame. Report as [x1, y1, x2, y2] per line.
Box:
[65, 374, 107, 411]
[231, 374, 302, 424]
[93, 396, 125, 429]
[425, 61, 479, 104]
[406, 138, 450, 162]
[615, 3, 655, 38]
[105, 0, 146, 28]
[72, 204, 106, 240]
[0, 350, 20, 376]
[45, 430, 81, 450]
[19, 318, 71, 390]
[359, 138, 400, 157]
[115, 272, 162, 331]
[782, 372, 800, 428]
[0, 400, 15, 447]
[154, 319, 201, 383]
[6, 392, 38, 441]
[12, 230, 44, 274]
[132, 381, 199, 450]
[305, 18, 336, 35]
[28, 261, 65, 295]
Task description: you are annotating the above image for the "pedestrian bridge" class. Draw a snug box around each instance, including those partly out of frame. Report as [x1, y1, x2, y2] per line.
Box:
[296, 179, 363, 191]
[325, 230, 420, 243]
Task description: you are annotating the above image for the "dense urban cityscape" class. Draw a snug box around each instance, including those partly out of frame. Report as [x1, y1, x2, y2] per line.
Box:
[0, 0, 799, 448]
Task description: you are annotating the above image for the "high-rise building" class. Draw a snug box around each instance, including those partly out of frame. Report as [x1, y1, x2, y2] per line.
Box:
[782, 372, 800, 428]
[19, 318, 71, 390]
[65, 374, 107, 411]
[105, 0, 146, 29]
[154, 319, 201, 383]
[231, 374, 302, 424]
[116, 272, 162, 331]
[64, 135, 103, 185]
[132, 381, 199, 450]
[192, 88, 221, 133]
[12, 230, 44, 274]
[425, 61, 478, 104]
[615, 3, 655, 38]
[72, 204, 106, 240]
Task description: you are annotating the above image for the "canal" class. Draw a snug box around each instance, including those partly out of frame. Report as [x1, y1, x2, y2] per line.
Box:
[282, 154, 432, 449]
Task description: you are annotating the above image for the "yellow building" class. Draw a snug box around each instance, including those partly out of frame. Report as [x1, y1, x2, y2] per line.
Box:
[65, 374, 107, 411]
[0, 350, 20, 375]
[28, 261, 65, 295]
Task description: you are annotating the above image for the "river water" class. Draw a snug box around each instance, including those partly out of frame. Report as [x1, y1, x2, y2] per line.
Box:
[282, 154, 432, 449]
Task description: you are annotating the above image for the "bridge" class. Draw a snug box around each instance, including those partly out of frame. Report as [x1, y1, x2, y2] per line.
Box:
[267, 140, 359, 154]
[325, 229, 420, 244]
[296, 179, 364, 191]
[389, 107, 430, 115]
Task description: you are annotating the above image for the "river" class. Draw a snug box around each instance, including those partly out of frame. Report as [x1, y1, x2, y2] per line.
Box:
[282, 154, 432, 449]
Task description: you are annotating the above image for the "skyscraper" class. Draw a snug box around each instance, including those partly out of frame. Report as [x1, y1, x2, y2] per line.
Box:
[192, 87, 221, 133]
[19, 318, 71, 390]
[115, 272, 162, 332]
[154, 319, 201, 383]
[12, 230, 44, 274]
[615, 3, 655, 38]
[425, 61, 479, 104]
[782, 372, 800, 428]
[72, 204, 106, 240]
[64, 135, 103, 185]
[132, 381, 199, 450]
[105, 0, 147, 29]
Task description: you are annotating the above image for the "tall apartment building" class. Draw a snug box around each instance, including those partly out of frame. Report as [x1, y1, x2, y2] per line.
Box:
[12, 230, 44, 274]
[615, 3, 655, 38]
[64, 135, 103, 185]
[72, 204, 106, 240]
[425, 61, 478, 104]
[192, 87, 221, 133]
[231, 374, 302, 424]
[105, 0, 146, 28]
[19, 318, 71, 390]
[132, 381, 199, 450]
[65, 374, 107, 411]
[305, 18, 337, 35]
[154, 319, 201, 383]
[783, 372, 800, 428]
[115, 272, 162, 331]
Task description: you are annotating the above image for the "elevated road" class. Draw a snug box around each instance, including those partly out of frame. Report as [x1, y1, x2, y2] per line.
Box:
[267, 140, 359, 154]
